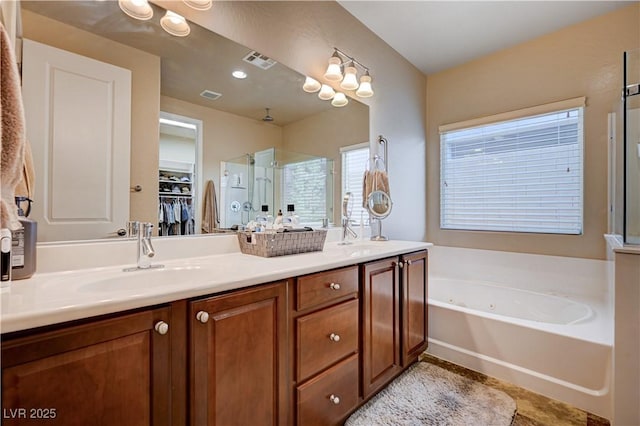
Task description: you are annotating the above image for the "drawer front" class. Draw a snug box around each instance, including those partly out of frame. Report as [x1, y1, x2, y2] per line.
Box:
[297, 354, 359, 426]
[296, 266, 358, 311]
[296, 299, 358, 382]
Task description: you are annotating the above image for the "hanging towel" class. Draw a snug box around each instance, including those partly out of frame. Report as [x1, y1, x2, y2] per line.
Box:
[0, 22, 26, 230]
[201, 179, 219, 233]
[14, 139, 35, 204]
[362, 169, 390, 208]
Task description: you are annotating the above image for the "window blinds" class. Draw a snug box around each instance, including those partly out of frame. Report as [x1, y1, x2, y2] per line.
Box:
[282, 158, 329, 223]
[341, 145, 370, 225]
[440, 107, 584, 234]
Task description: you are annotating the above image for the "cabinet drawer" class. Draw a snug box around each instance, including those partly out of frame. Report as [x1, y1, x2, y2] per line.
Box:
[296, 266, 358, 311]
[296, 299, 358, 382]
[297, 354, 359, 426]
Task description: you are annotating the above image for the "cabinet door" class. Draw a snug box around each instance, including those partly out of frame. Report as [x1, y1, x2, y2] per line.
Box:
[190, 282, 287, 426]
[1, 308, 171, 426]
[361, 257, 402, 399]
[401, 250, 428, 366]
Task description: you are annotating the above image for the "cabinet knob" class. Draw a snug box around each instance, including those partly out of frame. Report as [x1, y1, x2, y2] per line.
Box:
[329, 333, 341, 342]
[154, 321, 169, 335]
[329, 282, 341, 291]
[196, 311, 210, 324]
[329, 394, 340, 405]
[406, 259, 412, 266]
[398, 261, 404, 268]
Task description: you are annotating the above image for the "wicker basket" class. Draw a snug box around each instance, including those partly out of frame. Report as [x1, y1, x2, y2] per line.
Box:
[237, 229, 327, 257]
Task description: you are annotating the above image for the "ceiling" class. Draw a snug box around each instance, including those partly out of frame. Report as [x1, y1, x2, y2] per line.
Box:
[338, 1, 634, 75]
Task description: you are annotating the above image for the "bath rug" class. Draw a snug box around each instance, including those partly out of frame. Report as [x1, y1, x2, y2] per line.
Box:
[345, 362, 517, 426]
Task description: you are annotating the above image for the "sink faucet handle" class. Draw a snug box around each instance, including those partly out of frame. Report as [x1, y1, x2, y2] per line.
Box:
[127, 221, 140, 237]
[142, 222, 154, 238]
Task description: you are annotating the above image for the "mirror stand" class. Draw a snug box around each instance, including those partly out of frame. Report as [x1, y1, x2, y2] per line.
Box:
[370, 217, 388, 241]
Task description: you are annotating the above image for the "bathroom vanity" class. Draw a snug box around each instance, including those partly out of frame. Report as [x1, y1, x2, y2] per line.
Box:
[0, 240, 429, 426]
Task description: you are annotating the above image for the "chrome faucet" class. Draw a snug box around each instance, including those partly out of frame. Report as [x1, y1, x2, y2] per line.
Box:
[124, 221, 164, 272]
[339, 193, 358, 245]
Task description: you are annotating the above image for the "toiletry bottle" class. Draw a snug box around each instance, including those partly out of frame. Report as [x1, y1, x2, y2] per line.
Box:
[264, 205, 274, 229]
[11, 197, 37, 280]
[274, 209, 284, 226]
[255, 205, 269, 231]
[285, 204, 299, 227]
[1, 228, 11, 282]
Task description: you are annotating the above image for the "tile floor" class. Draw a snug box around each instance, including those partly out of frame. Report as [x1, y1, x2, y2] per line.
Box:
[420, 354, 610, 426]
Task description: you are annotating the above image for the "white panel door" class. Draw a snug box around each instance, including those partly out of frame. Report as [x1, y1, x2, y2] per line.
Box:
[22, 39, 131, 242]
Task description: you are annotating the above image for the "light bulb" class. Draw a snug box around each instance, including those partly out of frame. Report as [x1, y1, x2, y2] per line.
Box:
[356, 73, 374, 97]
[324, 54, 343, 82]
[331, 92, 348, 107]
[303, 76, 321, 93]
[340, 64, 359, 90]
[161, 10, 190, 37]
[183, 0, 212, 11]
[318, 84, 335, 101]
[118, 0, 153, 20]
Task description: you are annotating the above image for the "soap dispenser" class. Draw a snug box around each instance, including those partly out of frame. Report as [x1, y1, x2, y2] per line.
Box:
[11, 197, 37, 280]
[284, 204, 300, 227]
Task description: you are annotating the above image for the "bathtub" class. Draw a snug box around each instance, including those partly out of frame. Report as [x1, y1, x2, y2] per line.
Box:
[427, 246, 613, 420]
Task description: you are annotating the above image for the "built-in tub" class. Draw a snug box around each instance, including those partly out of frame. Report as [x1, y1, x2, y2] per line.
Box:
[427, 246, 613, 420]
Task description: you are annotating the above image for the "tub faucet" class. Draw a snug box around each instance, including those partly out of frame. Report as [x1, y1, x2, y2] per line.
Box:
[124, 221, 164, 272]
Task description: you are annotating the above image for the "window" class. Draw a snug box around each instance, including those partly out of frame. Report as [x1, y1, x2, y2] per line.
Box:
[282, 157, 331, 224]
[341, 143, 370, 225]
[440, 101, 584, 235]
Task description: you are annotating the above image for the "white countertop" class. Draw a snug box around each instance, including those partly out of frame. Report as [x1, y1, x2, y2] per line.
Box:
[0, 239, 430, 334]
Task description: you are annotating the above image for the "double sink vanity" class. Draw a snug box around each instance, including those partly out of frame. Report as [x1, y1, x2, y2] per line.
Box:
[1, 235, 430, 425]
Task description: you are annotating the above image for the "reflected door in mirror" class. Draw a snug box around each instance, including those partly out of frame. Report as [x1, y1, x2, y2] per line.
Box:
[22, 39, 131, 242]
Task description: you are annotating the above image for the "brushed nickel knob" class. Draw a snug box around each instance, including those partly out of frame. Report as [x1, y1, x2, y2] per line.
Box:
[329, 394, 340, 405]
[329, 282, 341, 291]
[398, 261, 404, 268]
[154, 321, 169, 335]
[329, 333, 341, 342]
[196, 311, 210, 324]
[406, 259, 412, 265]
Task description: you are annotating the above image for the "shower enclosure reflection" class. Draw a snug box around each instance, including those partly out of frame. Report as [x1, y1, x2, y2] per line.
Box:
[624, 48, 640, 243]
[219, 149, 334, 228]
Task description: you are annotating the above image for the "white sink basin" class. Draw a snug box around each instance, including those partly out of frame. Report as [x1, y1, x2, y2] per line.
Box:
[77, 265, 217, 293]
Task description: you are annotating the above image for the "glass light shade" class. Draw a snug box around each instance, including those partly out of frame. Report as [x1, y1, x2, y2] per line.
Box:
[318, 84, 335, 101]
[118, 0, 153, 20]
[340, 65, 359, 90]
[324, 56, 343, 82]
[183, 0, 212, 11]
[303, 76, 321, 93]
[232, 70, 247, 79]
[160, 10, 191, 37]
[356, 74, 374, 97]
[331, 92, 349, 107]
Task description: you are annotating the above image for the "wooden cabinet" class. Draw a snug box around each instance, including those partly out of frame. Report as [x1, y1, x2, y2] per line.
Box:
[401, 250, 428, 366]
[189, 281, 287, 426]
[361, 250, 429, 398]
[361, 257, 402, 399]
[290, 266, 360, 426]
[1, 308, 172, 426]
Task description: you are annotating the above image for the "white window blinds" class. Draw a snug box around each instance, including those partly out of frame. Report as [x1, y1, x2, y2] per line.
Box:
[282, 158, 330, 223]
[440, 106, 584, 234]
[341, 144, 370, 225]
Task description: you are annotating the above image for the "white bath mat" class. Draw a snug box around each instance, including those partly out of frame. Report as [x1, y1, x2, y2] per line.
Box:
[345, 362, 517, 426]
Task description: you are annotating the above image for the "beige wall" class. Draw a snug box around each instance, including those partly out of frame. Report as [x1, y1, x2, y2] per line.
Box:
[426, 4, 640, 259]
[21, 9, 161, 228]
[155, 0, 428, 241]
[282, 101, 369, 223]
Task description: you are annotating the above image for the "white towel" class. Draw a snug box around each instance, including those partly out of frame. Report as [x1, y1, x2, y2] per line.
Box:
[201, 180, 219, 233]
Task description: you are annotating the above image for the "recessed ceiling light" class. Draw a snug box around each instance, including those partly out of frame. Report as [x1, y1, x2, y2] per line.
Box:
[232, 70, 247, 79]
[160, 10, 190, 37]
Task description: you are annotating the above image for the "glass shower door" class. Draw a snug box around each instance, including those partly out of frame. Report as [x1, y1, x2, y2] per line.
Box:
[624, 48, 640, 243]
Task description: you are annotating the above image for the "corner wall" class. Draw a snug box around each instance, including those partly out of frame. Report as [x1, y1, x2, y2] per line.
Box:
[426, 3, 640, 259]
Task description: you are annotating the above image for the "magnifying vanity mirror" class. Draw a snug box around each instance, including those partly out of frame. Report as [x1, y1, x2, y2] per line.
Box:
[367, 190, 392, 241]
[19, 0, 369, 243]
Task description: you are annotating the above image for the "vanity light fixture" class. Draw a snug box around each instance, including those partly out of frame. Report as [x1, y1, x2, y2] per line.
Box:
[160, 10, 191, 37]
[331, 92, 349, 107]
[322, 48, 374, 98]
[118, 0, 153, 20]
[355, 71, 374, 98]
[232, 70, 247, 79]
[318, 84, 335, 101]
[183, 0, 212, 11]
[303, 76, 321, 93]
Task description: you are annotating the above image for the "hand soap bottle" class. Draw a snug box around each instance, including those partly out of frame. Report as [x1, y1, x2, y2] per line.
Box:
[284, 204, 299, 227]
[11, 197, 37, 280]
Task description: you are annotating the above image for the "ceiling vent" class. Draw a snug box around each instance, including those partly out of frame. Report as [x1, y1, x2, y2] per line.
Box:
[242, 51, 277, 70]
[200, 89, 222, 101]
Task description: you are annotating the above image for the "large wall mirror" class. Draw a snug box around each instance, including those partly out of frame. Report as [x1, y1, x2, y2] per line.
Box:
[20, 0, 369, 243]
